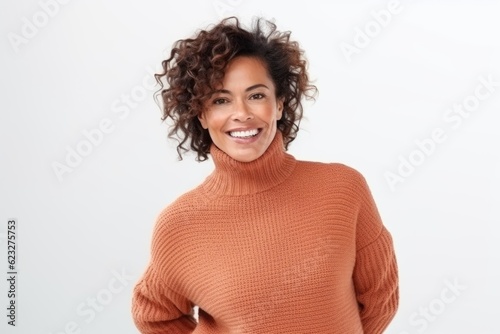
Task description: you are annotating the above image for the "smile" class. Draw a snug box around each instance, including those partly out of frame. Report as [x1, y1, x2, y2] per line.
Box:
[228, 129, 261, 138]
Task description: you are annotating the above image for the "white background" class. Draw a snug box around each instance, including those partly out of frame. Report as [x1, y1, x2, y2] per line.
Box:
[1, 0, 499, 333]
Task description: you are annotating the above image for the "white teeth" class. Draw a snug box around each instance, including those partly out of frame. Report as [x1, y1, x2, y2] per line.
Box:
[229, 129, 259, 138]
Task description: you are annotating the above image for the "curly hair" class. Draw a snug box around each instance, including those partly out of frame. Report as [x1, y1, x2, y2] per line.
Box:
[155, 16, 317, 161]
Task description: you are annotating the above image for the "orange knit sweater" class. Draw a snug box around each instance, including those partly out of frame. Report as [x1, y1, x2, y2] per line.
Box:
[132, 131, 399, 333]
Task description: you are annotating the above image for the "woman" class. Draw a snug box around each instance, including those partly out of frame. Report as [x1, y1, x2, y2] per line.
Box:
[132, 16, 399, 333]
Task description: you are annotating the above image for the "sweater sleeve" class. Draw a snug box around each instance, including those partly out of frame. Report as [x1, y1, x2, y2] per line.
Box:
[352, 172, 399, 334]
[132, 265, 197, 333]
[132, 209, 197, 333]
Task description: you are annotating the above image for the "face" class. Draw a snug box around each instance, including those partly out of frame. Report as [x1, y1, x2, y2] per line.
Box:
[198, 56, 283, 162]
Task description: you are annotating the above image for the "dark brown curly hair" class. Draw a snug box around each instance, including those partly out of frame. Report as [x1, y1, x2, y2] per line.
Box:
[155, 16, 317, 161]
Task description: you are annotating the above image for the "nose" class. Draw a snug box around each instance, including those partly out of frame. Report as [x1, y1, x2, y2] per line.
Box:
[232, 99, 253, 122]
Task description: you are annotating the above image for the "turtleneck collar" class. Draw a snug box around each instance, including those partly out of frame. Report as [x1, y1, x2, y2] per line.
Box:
[201, 131, 297, 196]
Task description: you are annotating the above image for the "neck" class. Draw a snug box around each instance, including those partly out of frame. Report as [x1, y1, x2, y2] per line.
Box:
[201, 131, 296, 196]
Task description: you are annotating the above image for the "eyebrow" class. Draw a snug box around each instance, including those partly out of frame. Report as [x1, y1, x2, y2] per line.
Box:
[213, 84, 269, 94]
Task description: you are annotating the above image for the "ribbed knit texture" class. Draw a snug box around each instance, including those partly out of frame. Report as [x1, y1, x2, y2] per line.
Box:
[132, 131, 399, 333]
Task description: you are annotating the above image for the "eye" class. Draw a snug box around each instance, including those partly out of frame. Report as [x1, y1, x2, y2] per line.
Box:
[250, 93, 265, 100]
[213, 98, 229, 105]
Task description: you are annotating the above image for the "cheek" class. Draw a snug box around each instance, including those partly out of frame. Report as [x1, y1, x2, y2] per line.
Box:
[205, 112, 227, 130]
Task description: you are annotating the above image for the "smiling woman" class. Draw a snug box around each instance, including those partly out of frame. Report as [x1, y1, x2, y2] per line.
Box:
[153, 16, 314, 163]
[132, 16, 399, 334]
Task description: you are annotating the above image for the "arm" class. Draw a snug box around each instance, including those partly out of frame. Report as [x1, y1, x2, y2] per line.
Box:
[352, 172, 399, 334]
[132, 265, 197, 334]
[132, 207, 197, 333]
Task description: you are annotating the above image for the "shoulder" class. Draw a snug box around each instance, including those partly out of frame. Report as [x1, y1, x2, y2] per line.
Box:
[151, 186, 205, 241]
[289, 160, 374, 205]
[295, 160, 367, 187]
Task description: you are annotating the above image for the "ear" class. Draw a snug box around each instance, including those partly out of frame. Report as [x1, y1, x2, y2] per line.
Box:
[198, 112, 208, 129]
[276, 98, 284, 120]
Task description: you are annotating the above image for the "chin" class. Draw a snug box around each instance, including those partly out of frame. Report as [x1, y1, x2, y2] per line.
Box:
[230, 153, 261, 163]
[228, 146, 267, 162]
